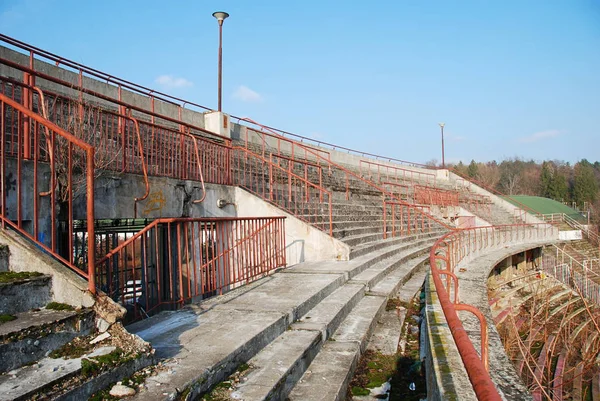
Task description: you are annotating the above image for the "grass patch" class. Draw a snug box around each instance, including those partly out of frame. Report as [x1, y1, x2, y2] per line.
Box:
[46, 302, 74, 311]
[349, 286, 427, 400]
[0, 313, 17, 324]
[0, 271, 43, 283]
[352, 386, 371, 396]
[81, 348, 137, 378]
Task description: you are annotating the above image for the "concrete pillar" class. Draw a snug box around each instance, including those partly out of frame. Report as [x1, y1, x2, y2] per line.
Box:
[204, 111, 231, 139]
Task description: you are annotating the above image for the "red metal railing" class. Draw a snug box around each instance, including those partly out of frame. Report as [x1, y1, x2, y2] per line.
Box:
[235, 119, 448, 225]
[94, 216, 286, 320]
[0, 77, 232, 188]
[429, 223, 558, 400]
[414, 185, 459, 207]
[0, 33, 214, 114]
[236, 116, 432, 169]
[382, 182, 413, 203]
[360, 159, 437, 186]
[0, 93, 96, 292]
[459, 192, 493, 221]
[231, 147, 333, 235]
[382, 201, 452, 238]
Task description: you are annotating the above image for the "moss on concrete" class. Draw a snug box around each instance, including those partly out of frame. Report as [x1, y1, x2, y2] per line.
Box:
[46, 302, 74, 311]
[0, 271, 43, 283]
[0, 313, 17, 324]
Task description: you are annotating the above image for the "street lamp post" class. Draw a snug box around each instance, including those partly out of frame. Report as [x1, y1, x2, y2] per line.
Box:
[212, 11, 229, 112]
[439, 123, 445, 169]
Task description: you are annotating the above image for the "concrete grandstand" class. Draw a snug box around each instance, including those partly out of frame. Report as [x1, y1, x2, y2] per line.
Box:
[0, 34, 598, 401]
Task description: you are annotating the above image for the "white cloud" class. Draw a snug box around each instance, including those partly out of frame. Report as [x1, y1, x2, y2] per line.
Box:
[448, 134, 466, 142]
[519, 130, 561, 143]
[154, 75, 193, 89]
[232, 85, 263, 103]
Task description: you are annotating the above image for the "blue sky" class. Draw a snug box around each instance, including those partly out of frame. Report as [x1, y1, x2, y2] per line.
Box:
[1, 0, 599, 165]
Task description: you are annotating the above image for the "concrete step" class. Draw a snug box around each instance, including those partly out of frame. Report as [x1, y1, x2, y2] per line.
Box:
[0, 346, 117, 401]
[0, 308, 95, 373]
[350, 246, 430, 291]
[229, 330, 322, 401]
[0, 274, 52, 315]
[367, 254, 429, 297]
[288, 295, 387, 401]
[350, 230, 444, 259]
[126, 271, 348, 401]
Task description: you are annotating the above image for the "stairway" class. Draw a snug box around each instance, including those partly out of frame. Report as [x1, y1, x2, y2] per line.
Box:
[0, 243, 153, 400]
[124, 223, 446, 400]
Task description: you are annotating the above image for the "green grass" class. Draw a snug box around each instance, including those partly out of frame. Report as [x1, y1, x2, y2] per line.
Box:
[46, 302, 74, 311]
[0, 271, 43, 283]
[502, 195, 585, 221]
[0, 313, 17, 324]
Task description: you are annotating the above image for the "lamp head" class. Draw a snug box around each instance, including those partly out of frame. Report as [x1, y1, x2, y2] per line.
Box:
[439, 123, 445, 128]
[212, 11, 229, 25]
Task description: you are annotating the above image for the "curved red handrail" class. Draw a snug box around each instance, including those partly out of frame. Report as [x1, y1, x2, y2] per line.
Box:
[429, 223, 557, 400]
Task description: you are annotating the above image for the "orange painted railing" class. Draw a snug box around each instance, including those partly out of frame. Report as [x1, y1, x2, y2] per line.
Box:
[429, 223, 558, 400]
[414, 185, 459, 206]
[0, 77, 231, 188]
[359, 159, 437, 186]
[382, 200, 452, 238]
[236, 117, 431, 169]
[94, 216, 286, 320]
[235, 119, 448, 235]
[231, 147, 333, 235]
[0, 93, 97, 293]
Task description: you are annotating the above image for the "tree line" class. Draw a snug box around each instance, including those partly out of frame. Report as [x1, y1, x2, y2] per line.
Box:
[451, 158, 600, 222]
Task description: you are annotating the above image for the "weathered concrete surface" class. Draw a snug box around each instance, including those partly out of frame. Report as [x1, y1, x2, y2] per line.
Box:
[333, 295, 387, 352]
[368, 258, 428, 355]
[424, 273, 477, 401]
[292, 283, 365, 340]
[0, 230, 95, 309]
[0, 274, 52, 314]
[54, 355, 155, 401]
[0, 309, 94, 373]
[127, 270, 347, 401]
[0, 244, 9, 272]
[456, 242, 549, 401]
[288, 341, 360, 401]
[0, 346, 116, 401]
[235, 187, 350, 264]
[230, 330, 322, 401]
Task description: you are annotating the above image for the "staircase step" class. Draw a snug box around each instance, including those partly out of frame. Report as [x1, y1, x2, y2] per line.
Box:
[0, 346, 116, 401]
[288, 295, 387, 401]
[292, 283, 365, 340]
[0, 308, 95, 373]
[0, 274, 52, 315]
[229, 330, 322, 401]
[350, 231, 441, 259]
[350, 245, 429, 291]
[368, 254, 429, 297]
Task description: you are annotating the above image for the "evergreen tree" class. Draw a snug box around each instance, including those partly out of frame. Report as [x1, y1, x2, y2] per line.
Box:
[467, 160, 479, 178]
[573, 161, 598, 208]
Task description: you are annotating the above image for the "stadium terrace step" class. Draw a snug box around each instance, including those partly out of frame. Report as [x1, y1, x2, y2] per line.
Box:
[124, 233, 437, 401]
[0, 308, 95, 373]
[0, 274, 52, 315]
[349, 230, 446, 259]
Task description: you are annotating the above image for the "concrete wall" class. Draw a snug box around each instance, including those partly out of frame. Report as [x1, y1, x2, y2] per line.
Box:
[558, 230, 583, 241]
[0, 229, 95, 308]
[234, 187, 350, 265]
